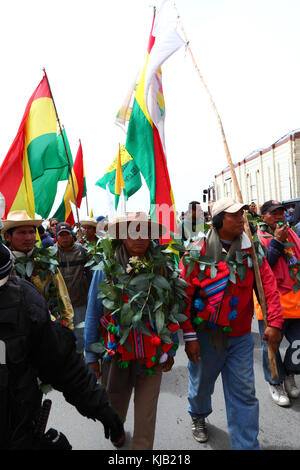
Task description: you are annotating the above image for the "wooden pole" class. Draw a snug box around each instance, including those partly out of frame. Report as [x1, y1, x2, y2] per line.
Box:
[176, 7, 279, 380]
[42, 68, 81, 230]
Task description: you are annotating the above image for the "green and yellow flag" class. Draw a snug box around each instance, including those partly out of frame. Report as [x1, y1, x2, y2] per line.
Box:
[96, 143, 142, 208]
[0, 74, 70, 218]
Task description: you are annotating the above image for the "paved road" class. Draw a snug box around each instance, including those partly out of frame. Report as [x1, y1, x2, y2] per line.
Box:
[46, 319, 300, 451]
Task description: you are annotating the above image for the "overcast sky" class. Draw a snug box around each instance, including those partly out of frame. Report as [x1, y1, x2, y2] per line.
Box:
[1, 0, 300, 218]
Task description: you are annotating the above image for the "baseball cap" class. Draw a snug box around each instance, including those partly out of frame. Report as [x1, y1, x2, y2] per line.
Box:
[56, 222, 72, 235]
[212, 197, 249, 217]
[260, 200, 286, 215]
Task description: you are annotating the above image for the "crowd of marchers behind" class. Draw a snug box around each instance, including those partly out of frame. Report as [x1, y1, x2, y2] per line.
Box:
[1, 197, 300, 451]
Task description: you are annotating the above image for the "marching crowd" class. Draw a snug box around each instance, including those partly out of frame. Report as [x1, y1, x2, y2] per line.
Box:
[0, 197, 300, 450]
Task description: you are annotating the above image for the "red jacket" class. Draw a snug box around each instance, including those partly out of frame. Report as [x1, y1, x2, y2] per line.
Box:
[179, 233, 283, 339]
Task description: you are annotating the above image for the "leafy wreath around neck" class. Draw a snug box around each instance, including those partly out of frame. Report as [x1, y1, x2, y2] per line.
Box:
[86, 238, 189, 375]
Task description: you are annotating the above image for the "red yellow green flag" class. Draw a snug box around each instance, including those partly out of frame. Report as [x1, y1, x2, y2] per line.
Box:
[53, 141, 86, 225]
[125, 1, 184, 240]
[0, 74, 69, 218]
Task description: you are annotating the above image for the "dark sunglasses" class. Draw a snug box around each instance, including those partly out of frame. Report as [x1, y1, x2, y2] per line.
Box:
[51, 223, 58, 227]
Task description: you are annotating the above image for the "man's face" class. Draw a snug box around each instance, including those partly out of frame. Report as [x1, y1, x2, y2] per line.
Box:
[123, 236, 150, 257]
[82, 225, 96, 242]
[219, 209, 245, 240]
[249, 203, 256, 213]
[261, 208, 285, 229]
[57, 231, 74, 249]
[5, 225, 36, 253]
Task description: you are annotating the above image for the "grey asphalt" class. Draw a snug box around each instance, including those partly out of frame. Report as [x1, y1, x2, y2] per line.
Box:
[46, 319, 300, 451]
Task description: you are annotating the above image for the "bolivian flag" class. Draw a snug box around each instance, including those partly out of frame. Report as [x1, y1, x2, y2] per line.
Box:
[96, 143, 142, 206]
[125, 1, 184, 240]
[0, 74, 69, 218]
[53, 141, 86, 226]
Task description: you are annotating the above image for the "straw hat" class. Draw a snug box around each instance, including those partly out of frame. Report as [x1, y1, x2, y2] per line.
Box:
[80, 217, 98, 228]
[1, 210, 43, 233]
[107, 212, 166, 239]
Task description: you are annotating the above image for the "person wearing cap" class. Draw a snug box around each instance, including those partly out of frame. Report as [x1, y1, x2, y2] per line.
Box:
[2, 211, 74, 330]
[55, 222, 90, 354]
[255, 200, 300, 407]
[84, 212, 177, 450]
[179, 197, 283, 449]
[0, 238, 124, 450]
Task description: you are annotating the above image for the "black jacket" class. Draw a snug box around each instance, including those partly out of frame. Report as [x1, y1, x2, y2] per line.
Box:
[0, 276, 109, 449]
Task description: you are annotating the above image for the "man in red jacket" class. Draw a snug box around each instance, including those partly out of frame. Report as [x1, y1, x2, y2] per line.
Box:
[180, 197, 283, 450]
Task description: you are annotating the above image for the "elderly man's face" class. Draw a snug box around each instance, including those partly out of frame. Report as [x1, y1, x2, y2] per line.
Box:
[4, 225, 36, 253]
[123, 235, 150, 257]
[218, 209, 245, 241]
[261, 208, 285, 229]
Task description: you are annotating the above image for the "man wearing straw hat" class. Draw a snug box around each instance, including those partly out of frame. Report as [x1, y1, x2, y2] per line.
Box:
[79, 216, 98, 245]
[2, 210, 74, 329]
[179, 197, 283, 450]
[84, 212, 181, 450]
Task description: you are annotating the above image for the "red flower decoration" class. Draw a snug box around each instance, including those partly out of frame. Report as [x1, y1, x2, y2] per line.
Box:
[218, 261, 229, 272]
[151, 336, 161, 346]
[122, 294, 129, 303]
[168, 323, 180, 333]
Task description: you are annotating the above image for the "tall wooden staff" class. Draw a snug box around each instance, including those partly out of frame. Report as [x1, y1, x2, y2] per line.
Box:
[43, 68, 81, 229]
[176, 7, 279, 380]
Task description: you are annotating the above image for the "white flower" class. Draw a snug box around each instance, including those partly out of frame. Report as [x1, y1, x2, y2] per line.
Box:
[126, 264, 133, 273]
[129, 256, 140, 264]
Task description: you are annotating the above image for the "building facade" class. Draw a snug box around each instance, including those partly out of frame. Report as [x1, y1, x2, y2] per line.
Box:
[213, 129, 300, 208]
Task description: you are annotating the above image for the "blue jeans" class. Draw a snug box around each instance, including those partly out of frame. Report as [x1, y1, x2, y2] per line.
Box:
[73, 305, 86, 354]
[188, 330, 259, 450]
[258, 318, 300, 385]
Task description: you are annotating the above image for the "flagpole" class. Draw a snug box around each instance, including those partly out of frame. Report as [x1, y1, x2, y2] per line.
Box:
[42, 68, 81, 228]
[175, 6, 279, 381]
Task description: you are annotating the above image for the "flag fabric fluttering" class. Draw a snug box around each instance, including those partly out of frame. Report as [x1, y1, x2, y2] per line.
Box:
[57, 127, 73, 179]
[0, 75, 70, 218]
[96, 143, 142, 206]
[125, 0, 185, 239]
[115, 76, 137, 134]
[114, 145, 126, 215]
[53, 141, 86, 226]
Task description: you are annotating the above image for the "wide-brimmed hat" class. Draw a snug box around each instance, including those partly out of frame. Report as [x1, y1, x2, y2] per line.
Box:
[80, 217, 97, 228]
[212, 198, 249, 217]
[1, 210, 43, 233]
[107, 212, 166, 239]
